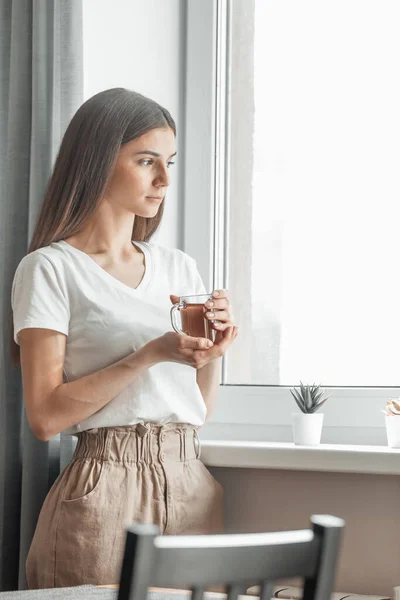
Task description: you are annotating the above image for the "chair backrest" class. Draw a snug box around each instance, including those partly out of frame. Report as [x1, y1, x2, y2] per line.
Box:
[117, 514, 345, 600]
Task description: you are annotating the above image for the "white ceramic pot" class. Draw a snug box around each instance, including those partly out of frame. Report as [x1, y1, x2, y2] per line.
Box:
[385, 415, 400, 448]
[292, 413, 324, 445]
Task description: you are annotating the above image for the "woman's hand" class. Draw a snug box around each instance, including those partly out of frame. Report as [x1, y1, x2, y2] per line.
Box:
[146, 326, 237, 369]
[162, 290, 238, 368]
[201, 289, 236, 341]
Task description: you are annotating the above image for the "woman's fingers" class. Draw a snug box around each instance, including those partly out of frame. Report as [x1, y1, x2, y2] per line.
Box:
[212, 321, 234, 331]
[213, 325, 237, 349]
[171, 324, 238, 365]
[180, 334, 214, 350]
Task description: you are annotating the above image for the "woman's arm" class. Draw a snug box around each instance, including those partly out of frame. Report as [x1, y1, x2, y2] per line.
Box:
[19, 328, 160, 441]
[196, 357, 222, 421]
[19, 328, 220, 442]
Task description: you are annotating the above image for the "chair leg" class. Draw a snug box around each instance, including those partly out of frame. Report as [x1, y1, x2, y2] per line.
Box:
[191, 586, 205, 600]
[260, 581, 275, 600]
[227, 584, 242, 600]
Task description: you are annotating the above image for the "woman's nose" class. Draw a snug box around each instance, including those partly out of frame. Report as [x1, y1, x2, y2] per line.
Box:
[154, 165, 170, 187]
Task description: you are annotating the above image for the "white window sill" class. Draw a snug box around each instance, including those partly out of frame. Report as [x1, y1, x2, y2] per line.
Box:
[200, 440, 400, 475]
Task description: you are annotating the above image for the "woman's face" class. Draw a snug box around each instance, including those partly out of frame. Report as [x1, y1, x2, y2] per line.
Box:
[103, 127, 176, 217]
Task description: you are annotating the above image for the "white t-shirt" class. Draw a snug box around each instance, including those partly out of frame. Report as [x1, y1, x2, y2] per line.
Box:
[11, 240, 209, 434]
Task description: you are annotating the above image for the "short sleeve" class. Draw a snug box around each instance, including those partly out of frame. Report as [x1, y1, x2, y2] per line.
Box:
[11, 252, 70, 345]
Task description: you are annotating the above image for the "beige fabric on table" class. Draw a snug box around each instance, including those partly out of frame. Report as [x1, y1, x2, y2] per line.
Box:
[26, 423, 224, 589]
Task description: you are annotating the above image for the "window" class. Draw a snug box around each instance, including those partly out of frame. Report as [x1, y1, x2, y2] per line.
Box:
[184, 0, 400, 442]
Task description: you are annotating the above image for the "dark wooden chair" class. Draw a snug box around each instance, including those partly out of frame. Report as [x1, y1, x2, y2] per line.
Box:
[117, 514, 345, 600]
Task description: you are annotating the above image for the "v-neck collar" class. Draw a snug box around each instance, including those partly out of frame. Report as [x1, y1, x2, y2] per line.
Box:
[56, 240, 153, 294]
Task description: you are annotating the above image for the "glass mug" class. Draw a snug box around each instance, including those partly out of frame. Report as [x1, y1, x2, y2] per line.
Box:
[170, 294, 217, 342]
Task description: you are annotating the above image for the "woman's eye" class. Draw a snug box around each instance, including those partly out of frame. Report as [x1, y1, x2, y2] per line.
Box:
[139, 159, 175, 168]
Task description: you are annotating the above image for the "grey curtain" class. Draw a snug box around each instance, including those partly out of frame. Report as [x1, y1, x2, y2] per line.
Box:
[0, 0, 83, 590]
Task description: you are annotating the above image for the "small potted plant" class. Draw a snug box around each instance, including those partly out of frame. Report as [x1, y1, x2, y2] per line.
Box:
[290, 382, 331, 445]
[383, 398, 400, 448]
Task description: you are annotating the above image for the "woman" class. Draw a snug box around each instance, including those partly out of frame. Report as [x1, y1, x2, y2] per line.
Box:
[11, 88, 238, 589]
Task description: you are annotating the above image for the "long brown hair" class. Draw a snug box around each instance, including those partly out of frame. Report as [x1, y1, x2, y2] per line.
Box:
[11, 87, 176, 366]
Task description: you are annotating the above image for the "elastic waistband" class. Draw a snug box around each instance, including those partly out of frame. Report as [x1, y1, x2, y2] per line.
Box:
[73, 422, 201, 465]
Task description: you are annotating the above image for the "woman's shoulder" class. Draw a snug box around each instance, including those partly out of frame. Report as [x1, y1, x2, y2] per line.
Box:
[17, 241, 66, 267]
[13, 242, 71, 282]
[141, 241, 197, 266]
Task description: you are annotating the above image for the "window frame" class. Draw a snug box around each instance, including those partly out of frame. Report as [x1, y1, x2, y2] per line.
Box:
[183, 0, 399, 443]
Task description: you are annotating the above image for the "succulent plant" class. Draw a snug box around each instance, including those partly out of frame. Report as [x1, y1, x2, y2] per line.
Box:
[290, 381, 331, 414]
[384, 398, 400, 416]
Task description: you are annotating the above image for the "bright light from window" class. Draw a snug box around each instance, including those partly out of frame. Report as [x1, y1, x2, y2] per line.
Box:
[226, 0, 400, 386]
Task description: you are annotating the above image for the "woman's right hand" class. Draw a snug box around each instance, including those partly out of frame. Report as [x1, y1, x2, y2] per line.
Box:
[144, 329, 238, 369]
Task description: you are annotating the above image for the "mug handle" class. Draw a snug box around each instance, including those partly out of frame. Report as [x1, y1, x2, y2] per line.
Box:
[170, 301, 187, 335]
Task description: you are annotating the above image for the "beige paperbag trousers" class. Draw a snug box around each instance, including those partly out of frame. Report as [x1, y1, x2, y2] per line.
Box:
[26, 423, 223, 589]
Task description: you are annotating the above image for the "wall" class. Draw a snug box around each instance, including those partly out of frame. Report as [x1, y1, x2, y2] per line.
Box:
[82, 0, 186, 249]
[210, 466, 400, 597]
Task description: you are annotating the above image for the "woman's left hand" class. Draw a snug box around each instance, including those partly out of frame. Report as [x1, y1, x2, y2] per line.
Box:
[204, 289, 235, 331]
[204, 289, 237, 345]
